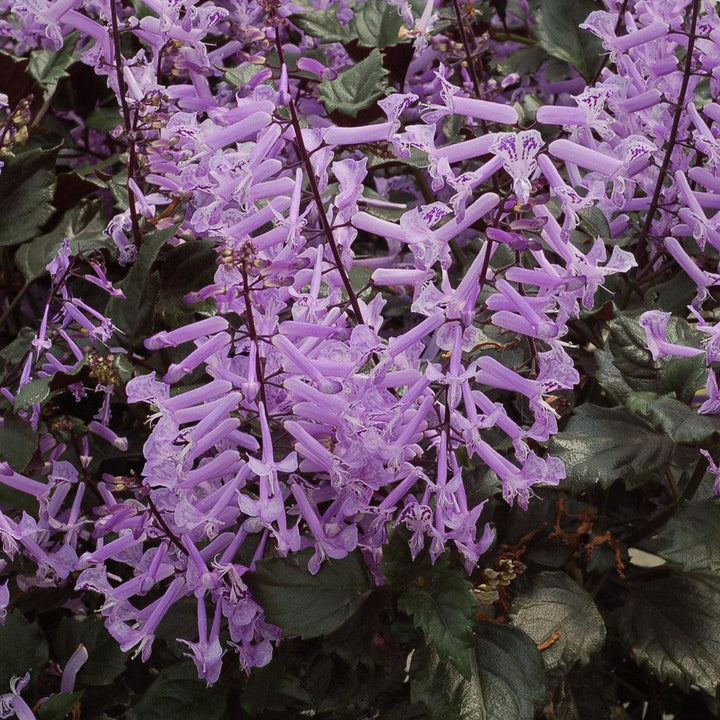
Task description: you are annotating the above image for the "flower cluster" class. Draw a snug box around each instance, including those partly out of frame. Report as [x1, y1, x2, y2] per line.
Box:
[0, 0, 718, 692]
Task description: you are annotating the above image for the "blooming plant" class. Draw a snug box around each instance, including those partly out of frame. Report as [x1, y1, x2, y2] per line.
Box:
[0, 0, 720, 717]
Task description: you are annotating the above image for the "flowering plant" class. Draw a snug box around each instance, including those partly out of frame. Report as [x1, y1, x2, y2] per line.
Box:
[0, 0, 719, 717]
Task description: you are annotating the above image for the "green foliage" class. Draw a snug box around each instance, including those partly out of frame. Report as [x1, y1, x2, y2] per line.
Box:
[37, 692, 82, 720]
[134, 661, 228, 720]
[617, 570, 720, 695]
[0, 146, 58, 246]
[318, 49, 390, 118]
[0, 611, 49, 687]
[28, 32, 79, 98]
[398, 555, 478, 679]
[548, 404, 673, 491]
[153, 240, 217, 329]
[290, 0, 406, 47]
[657, 499, 720, 572]
[410, 622, 546, 720]
[105, 224, 178, 341]
[53, 615, 128, 686]
[15, 200, 111, 281]
[13, 376, 52, 411]
[508, 571, 606, 670]
[534, 0, 604, 80]
[0, 412, 38, 471]
[246, 549, 374, 638]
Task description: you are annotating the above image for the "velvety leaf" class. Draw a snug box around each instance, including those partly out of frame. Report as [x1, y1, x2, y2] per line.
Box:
[0, 146, 58, 246]
[0, 611, 49, 686]
[28, 32, 78, 96]
[618, 570, 720, 695]
[105, 224, 177, 340]
[351, 0, 406, 48]
[318, 49, 390, 118]
[599, 311, 705, 404]
[629, 393, 720, 445]
[37, 692, 82, 720]
[534, 0, 603, 80]
[54, 615, 128, 686]
[410, 622, 545, 720]
[657, 499, 720, 572]
[548, 404, 673, 490]
[289, 9, 354, 43]
[13, 376, 52, 411]
[134, 661, 227, 720]
[577, 206, 611, 240]
[224, 64, 268, 90]
[0, 413, 38, 471]
[15, 201, 110, 281]
[246, 549, 374, 638]
[508, 571, 606, 670]
[399, 562, 478, 678]
[153, 240, 217, 329]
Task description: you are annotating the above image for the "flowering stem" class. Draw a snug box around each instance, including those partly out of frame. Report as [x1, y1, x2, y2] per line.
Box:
[108, 0, 142, 251]
[635, 0, 700, 263]
[274, 37, 364, 325]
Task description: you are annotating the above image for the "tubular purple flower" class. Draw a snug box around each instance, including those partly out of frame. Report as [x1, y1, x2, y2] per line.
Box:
[146, 317, 229, 350]
[615, 89, 663, 113]
[387, 314, 444, 358]
[548, 139, 624, 175]
[272, 335, 342, 394]
[228, 197, 292, 239]
[0, 463, 48, 498]
[535, 106, 587, 125]
[451, 97, 518, 124]
[435, 192, 500, 243]
[612, 21, 670, 51]
[352, 212, 406, 243]
[88, 422, 128, 451]
[203, 112, 272, 150]
[164, 332, 231, 384]
[184, 417, 241, 462]
[323, 123, 394, 146]
[475, 356, 540, 398]
[639, 311, 704, 361]
[434, 136, 497, 167]
[60, 644, 88, 694]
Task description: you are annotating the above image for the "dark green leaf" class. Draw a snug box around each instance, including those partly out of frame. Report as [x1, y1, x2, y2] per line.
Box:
[246, 549, 373, 638]
[0, 328, 35, 363]
[657, 499, 720, 572]
[508, 571, 605, 670]
[84, 107, 122, 133]
[318, 49, 390, 118]
[618, 570, 720, 695]
[105, 224, 177, 340]
[598, 311, 705, 404]
[0, 413, 38, 471]
[289, 9, 354, 43]
[153, 240, 217, 329]
[37, 692, 82, 720]
[351, 0, 406, 48]
[399, 560, 478, 678]
[630, 393, 720, 445]
[0, 147, 58, 246]
[14, 376, 51, 411]
[410, 622, 545, 720]
[224, 64, 267, 90]
[0, 611, 49, 687]
[134, 661, 227, 720]
[577, 207, 611, 240]
[54, 615, 128, 686]
[548, 404, 673, 491]
[534, 0, 603, 80]
[15, 202, 110, 282]
[28, 32, 79, 96]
